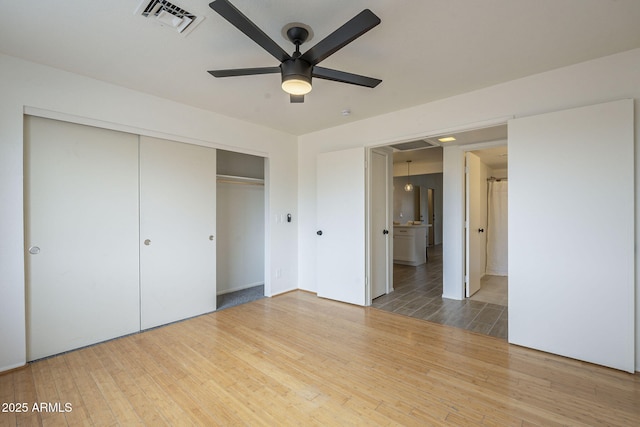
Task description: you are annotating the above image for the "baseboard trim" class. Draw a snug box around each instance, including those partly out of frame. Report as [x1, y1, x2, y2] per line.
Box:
[0, 363, 28, 376]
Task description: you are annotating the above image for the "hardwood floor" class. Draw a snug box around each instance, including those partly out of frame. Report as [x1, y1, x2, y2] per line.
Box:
[1, 290, 639, 426]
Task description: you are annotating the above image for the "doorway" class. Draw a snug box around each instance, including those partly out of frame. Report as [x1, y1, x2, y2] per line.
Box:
[216, 149, 266, 310]
[370, 124, 509, 340]
[465, 145, 508, 309]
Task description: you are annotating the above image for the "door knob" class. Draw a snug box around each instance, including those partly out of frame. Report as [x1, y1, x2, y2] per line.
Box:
[383, 229, 389, 235]
[316, 230, 323, 236]
[209, 235, 214, 241]
[478, 228, 485, 233]
[28, 246, 41, 255]
[144, 239, 151, 246]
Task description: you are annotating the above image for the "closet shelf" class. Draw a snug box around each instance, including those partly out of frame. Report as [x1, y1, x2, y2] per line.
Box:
[216, 174, 264, 186]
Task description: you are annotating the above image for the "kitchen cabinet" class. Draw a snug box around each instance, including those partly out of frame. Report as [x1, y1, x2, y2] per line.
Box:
[393, 225, 427, 266]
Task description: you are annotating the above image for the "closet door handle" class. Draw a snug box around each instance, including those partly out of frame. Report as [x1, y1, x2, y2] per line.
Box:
[144, 239, 151, 246]
[383, 229, 389, 235]
[317, 230, 323, 236]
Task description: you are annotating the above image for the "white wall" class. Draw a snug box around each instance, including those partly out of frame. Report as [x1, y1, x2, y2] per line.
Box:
[298, 48, 640, 370]
[491, 168, 508, 178]
[393, 177, 415, 223]
[442, 146, 466, 299]
[217, 182, 265, 294]
[392, 159, 443, 176]
[0, 53, 298, 372]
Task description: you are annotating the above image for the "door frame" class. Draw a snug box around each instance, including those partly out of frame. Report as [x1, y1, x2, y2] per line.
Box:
[366, 118, 510, 303]
[444, 138, 508, 300]
[462, 142, 507, 299]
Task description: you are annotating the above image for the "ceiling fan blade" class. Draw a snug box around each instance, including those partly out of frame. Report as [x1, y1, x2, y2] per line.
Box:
[208, 67, 281, 77]
[300, 9, 380, 65]
[290, 94, 305, 103]
[209, 0, 291, 62]
[313, 67, 382, 88]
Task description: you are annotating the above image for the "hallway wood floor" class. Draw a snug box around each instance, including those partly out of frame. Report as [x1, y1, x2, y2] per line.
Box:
[372, 245, 508, 339]
[1, 291, 638, 426]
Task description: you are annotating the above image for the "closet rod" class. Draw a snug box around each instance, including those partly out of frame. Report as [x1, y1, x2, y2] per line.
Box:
[487, 176, 508, 182]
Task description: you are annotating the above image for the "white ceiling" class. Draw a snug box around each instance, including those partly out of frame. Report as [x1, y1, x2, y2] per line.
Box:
[2, 0, 640, 135]
[471, 146, 508, 170]
[392, 125, 508, 170]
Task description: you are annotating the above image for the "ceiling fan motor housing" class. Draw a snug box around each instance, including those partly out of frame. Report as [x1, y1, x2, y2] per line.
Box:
[280, 59, 313, 94]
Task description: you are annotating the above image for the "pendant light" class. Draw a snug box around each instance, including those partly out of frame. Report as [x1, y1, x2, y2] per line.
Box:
[404, 160, 414, 192]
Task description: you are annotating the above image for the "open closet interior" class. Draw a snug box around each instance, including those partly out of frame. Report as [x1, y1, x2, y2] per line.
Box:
[216, 150, 266, 309]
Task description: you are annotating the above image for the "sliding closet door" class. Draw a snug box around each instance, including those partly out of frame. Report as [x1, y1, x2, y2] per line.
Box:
[140, 137, 217, 329]
[509, 99, 634, 372]
[24, 116, 140, 361]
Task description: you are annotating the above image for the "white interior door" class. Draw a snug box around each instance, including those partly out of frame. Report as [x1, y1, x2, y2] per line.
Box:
[24, 116, 140, 361]
[317, 147, 366, 305]
[465, 152, 483, 297]
[370, 149, 391, 300]
[509, 99, 634, 372]
[140, 136, 217, 329]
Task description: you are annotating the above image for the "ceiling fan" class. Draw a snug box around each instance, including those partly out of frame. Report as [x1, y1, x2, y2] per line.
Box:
[207, 0, 382, 103]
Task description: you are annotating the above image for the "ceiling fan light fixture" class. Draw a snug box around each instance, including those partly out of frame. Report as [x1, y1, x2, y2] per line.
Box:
[281, 76, 312, 95]
[208, 1, 382, 103]
[281, 59, 313, 95]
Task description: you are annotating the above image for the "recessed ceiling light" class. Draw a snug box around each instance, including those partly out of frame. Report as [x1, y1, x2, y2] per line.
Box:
[438, 136, 456, 143]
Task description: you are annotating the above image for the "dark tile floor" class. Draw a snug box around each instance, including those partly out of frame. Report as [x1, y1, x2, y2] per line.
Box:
[372, 245, 508, 339]
[217, 285, 264, 310]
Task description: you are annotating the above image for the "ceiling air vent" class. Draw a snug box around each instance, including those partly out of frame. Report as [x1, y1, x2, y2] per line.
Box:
[391, 139, 440, 151]
[135, 0, 204, 36]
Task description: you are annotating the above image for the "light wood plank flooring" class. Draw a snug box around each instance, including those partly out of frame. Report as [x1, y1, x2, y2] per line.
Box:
[1, 291, 638, 426]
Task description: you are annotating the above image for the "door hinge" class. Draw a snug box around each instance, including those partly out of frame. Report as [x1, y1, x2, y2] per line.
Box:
[464, 166, 469, 174]
[464, 275, 469, 284]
